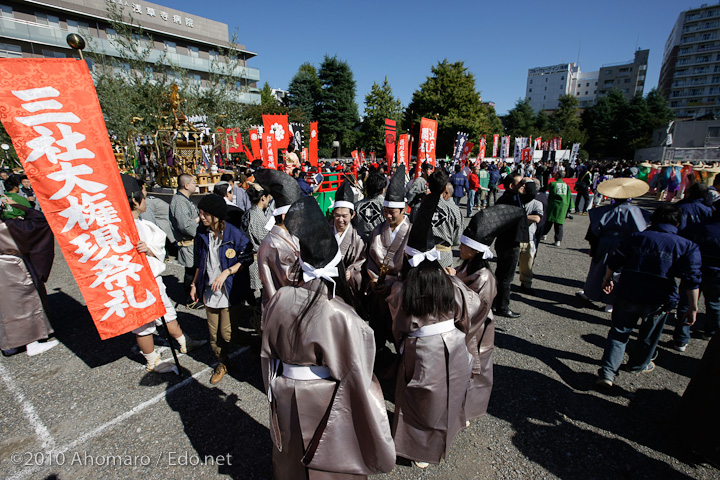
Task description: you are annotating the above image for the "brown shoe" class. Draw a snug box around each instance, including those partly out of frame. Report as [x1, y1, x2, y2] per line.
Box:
[210, 363, 227, 384]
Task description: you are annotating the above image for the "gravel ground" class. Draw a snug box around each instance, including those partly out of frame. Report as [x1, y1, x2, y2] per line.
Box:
[0, 196, 717, 479]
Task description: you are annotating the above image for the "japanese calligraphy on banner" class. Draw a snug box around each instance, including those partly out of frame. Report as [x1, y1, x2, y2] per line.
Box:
[476, 135, 487, 163]
[492, 134, 499, 158]
[351, 150, 360, 165]
[262, 133, 276, 169]
[397, 134, 409, 173]
[262, 114, 290, 149]
[570, 143, 580, 163]
[452, 132, 469, 164]
[418, 117, 438, 168]
[384, 118, 396, 167]
[521, 148, 532, 163]
[460, 142, 474, 165]
[225, 128, 243, 154]
[360, 150, 366, 164]
[0, 59, 165, 339]
[309, 122, 318, 166]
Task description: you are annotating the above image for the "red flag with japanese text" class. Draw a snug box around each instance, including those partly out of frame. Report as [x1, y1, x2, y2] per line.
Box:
[360, 150, 366, 164]
[397, 134, 409, 173]
[476, 135, 487, 163]
[262, 133, 276, 169]
[262, 114, 290, 149]
[0, 59, 166, 340]
[521, 148, 532, 163]
[418, 117, 438, 168]
[492, 134, 499, 158]
[460, 142, 474, 166]
[309, 122, 318, 166]
[249, 129, 261, 160]
[351, 150, 360, 165]
[384, 118, 396, 167]
[225, 128, 243, 153]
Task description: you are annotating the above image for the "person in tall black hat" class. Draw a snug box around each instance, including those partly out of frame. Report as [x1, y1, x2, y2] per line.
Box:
[260, 196, 396, 479]
[254, 169, 303, 315]
[454, 204, 524, 422]
[353, 171, 386, 241]
[385, 169, 480, 469]
[191, 193, 254, 384]
[364, 168, 411, 351]
[332, 180, 365, 300]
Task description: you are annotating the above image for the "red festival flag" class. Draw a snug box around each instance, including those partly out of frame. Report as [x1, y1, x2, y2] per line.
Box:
[225, 128, 243, 153]
[476, 135, 487, 163]
[418, 117, 438, 168]
[249, 129, 261, 160]
[262, 114, 291, 149]
[351, 150, 360, 165]
[360, 150, 366, 164]
[460, 142, 474, 165]
[309, 122, 318, 166]
[0, 59, 166, 339]
[397, 134, 409, 173]
[384, 118, 396, 167]
[492, 134, 499, 158]
[263, 133, 276, 169]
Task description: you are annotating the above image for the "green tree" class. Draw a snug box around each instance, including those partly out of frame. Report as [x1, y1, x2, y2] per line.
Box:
[503, 98, 538, 140]
[645, 88, 675, 130]
[260, 82, 277, 107]
[404, 60, 490, 157]
[317, 55, 360, 157]
[551, 94, 588, 146]
[287, 63, 321, 123]
[360, 77, 403, 153]
[582, 89, 630, 158]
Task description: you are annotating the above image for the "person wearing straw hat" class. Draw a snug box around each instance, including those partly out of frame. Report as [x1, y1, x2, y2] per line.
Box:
[254, 169, 303, 317]
[577, 178, 650, 313]
[596, 205, 701, 389]
[261, 196, 396, 479]
[386, 169, 476, 468]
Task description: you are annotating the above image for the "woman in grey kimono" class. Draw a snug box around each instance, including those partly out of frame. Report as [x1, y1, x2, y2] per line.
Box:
[241, 183, 272, 302]
[261, 196, 396, 479]
[332, 180, 366, 301]
[386, 170, 475, 468]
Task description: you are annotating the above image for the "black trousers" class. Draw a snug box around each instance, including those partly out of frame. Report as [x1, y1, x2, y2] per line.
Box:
[542, 222, 564, 242]
[494, 246, 521, 312]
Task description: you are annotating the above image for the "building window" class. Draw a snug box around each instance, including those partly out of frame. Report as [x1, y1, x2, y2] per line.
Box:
[529, 88, 532, 92]
[624, 78, 631, 83]
[41, 49, 66, 58]
[605, 69, 612, 75]
[544, 86, 547, 91]
[585, 91, 589, 95]
[561, 76, 564, 80]
[106, 27, 116, 40]
[529, 79, 533, 84]
[35, 12, 60, 28]
[164, 41, 177, 54]
[190, 73, 201, 85]
[543, 95, 546, 100]
[0, 42, 22, 57]
[67, 19, 89, 33]
[188, 46, 199, 58]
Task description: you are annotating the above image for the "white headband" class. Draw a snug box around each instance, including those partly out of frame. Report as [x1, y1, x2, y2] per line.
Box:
[404, 245, 439, 267]
[332, 200, 355, 210]
[299, 249, 342, 297]
[460, 235, 494, 259]
[264, 204, 292, 230]
[383, 200, 406, 209]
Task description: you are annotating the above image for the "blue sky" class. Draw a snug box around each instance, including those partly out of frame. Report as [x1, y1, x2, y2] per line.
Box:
[173, 0, 691, 115]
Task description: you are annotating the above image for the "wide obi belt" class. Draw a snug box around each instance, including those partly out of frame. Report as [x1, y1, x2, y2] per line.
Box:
[401, 319, 457, 353]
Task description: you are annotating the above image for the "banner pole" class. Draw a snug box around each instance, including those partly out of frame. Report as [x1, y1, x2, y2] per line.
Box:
[160, 316, 183, 376]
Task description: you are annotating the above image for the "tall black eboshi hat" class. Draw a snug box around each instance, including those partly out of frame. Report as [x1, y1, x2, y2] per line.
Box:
[332, 180, 355, 210]
[254, 168, 303, 228]
[383, 170, 407, 208]
[404, 169, 448, 267]
[461, 204, 525, 258]
[284, 196, 342, 295]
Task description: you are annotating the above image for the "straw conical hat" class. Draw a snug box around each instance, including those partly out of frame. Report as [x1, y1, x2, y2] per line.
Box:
[597, 177, 649, 199]
[706, 166, 720, 173]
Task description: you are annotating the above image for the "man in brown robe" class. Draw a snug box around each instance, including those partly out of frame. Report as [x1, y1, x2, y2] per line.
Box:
[261, 196, 396, 479]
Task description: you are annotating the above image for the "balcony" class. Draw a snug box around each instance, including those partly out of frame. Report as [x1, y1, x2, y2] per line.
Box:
[0, 17, 259, 82]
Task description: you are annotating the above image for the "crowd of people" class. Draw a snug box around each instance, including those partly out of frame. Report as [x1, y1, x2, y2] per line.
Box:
[2, 151, 720, 476]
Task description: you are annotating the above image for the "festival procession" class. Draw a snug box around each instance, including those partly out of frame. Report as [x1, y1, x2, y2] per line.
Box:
[1, 1, 720, 479]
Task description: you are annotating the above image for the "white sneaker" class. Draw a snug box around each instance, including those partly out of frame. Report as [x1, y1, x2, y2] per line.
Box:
[26, 340, 59, 356]
[413, 461, 430, 469]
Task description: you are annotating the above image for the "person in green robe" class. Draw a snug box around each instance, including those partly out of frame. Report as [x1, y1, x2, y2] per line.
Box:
[541, 170, 574, 247]
[1, 175, 32, 220]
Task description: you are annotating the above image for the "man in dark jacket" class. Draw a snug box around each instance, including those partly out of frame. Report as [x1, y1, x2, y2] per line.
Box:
[449, 164, 468, 207]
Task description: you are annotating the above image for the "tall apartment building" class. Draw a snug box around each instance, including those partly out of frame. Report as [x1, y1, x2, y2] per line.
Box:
[0, 0, 260, 104]
[660, 3, 720, 118]
[525, 49, 649, 112]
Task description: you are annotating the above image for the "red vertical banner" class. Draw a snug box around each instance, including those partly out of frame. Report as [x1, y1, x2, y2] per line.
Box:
[492, 134, 499, 157]
[226, 128, 243, 153]
[418, 117, 437, 169]
[351, 150, 360, 165]
[397, 134, 409, 173]
[262, 114, 290, 149]
[521, 148, 532, 163]
[309, 122, 318, 166]
[460, 142, 474, 165]
[360, 150, 366, 164]
[476, 135, 487, 164]
[371, 151, 375, 163]
[263, 133, 276, 169]
[249, 129, 261, 160]
[301, 148, 308, 162]
[384, 118, 396, 167]
[0, 59, 165, 339]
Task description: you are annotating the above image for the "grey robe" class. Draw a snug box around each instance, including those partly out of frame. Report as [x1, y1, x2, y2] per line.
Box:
[141, 195, 175, 243]
[455, 264, 497, 420]
[169, 192, 198, 267]
[258, 225, 299, 315]
[0, 220, 53, 350]
[432, 198, 463, 268]
[387, 276, 474, 464]
[336, 225, 365, 296]
[261, 280, 396, 479]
